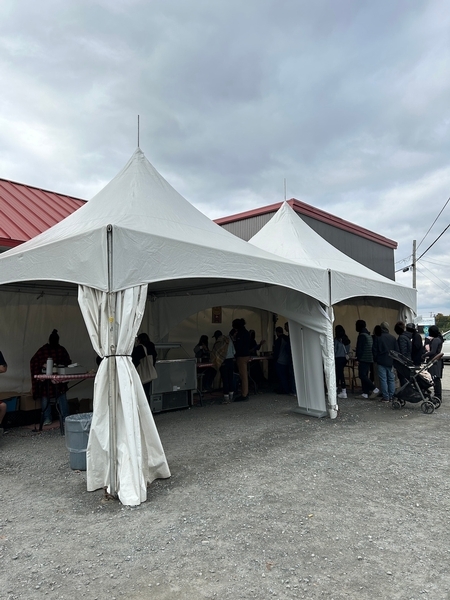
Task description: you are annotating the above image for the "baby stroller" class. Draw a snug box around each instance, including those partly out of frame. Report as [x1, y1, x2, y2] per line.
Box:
[390, 350, 443, 414]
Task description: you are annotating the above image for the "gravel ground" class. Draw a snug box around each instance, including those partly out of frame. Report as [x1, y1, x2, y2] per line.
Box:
[1, 370, 449, 600]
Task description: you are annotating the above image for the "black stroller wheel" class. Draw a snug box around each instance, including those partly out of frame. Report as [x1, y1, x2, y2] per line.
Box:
[399, 398, 406, 407]
[421, 401, 435, 414]
[430, 396, 441, 409]
[392, 399, 402, 410]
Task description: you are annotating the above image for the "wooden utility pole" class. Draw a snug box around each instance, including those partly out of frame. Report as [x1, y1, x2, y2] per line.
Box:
[412, 240, 417, 288]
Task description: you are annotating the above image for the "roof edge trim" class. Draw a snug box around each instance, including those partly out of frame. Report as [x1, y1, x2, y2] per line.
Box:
[214, 198, 397, 249]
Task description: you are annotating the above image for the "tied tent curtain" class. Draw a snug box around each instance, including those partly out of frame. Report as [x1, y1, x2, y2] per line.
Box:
[78, 284, 170, 506]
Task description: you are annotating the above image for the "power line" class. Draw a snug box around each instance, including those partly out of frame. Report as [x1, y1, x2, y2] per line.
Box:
[417, 196, 450, 250]
[416, 224, 450, 261]
[395, 223, 450, 273]
[415, 265, 450, 293]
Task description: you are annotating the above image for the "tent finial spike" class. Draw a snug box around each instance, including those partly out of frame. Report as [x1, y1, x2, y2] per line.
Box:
[137, 115, 140, 148]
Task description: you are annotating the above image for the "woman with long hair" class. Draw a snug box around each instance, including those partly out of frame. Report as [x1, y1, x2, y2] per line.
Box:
[132, 332, 157, 400]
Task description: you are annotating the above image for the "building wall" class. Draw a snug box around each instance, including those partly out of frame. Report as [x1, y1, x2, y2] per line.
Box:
[219, 212, 395, 280]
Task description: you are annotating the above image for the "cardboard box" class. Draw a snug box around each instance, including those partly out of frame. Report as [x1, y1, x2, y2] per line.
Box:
[0, 391, 18, 401]
[19, 394, 39, 411]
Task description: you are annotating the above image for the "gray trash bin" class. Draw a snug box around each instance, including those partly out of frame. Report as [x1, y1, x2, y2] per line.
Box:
[65, 412, 93, 470]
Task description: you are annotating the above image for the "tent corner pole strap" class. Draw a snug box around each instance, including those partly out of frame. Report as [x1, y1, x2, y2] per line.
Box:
[107, 225, 118, 499]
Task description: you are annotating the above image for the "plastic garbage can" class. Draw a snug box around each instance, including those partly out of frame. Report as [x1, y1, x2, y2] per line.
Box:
[65, 412, 93, 470]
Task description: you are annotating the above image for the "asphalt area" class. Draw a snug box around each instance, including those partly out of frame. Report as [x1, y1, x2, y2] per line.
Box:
[1, 369, 449, 599]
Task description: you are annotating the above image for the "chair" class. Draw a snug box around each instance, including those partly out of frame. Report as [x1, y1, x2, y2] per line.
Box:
[344, 358, 358, 393]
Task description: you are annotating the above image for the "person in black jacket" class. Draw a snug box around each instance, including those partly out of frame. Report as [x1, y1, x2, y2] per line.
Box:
[424, 325, 444, 400]
[372, 322, 399, 402]
[394, 321, 412, 385]
[355, 320, 379, 399]
[406, 323, 424, 366]
[232, 318, 251, 401]
[273, 326, 293, 394]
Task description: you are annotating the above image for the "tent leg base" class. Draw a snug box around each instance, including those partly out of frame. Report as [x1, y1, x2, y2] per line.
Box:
[292, 407, 328, 418]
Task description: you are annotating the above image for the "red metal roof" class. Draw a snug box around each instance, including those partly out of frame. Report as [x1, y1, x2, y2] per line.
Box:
[214, 198, 397, 249]
[0, 178, 397, 252]
[0, 178, 85, 248]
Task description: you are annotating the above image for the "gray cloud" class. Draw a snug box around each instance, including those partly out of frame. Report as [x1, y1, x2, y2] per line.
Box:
[0, 0, 450, 314]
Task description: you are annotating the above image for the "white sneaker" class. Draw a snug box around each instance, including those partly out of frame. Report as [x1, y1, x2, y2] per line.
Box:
[370, 388, 380, 399]
[338, 390, 347, 399]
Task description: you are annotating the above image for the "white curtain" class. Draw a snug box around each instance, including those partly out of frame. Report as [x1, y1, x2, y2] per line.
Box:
[78, 284, 170, 506]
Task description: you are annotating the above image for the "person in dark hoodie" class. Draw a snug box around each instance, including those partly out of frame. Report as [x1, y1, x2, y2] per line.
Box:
[372, 322, 399, 402]
[394, 321, 412, 360]
[424, 325, 444, 400]
[355, 320, 379, 399]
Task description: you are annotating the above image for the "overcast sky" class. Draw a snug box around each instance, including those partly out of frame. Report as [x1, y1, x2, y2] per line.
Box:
[1, 0, 449, 317]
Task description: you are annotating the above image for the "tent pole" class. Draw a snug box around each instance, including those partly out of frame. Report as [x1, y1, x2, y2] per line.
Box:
[107, 225, 118, 498]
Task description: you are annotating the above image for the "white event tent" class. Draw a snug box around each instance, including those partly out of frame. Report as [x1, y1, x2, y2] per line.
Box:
[249, 202, 417, 310]
[0, 148, 350, 506]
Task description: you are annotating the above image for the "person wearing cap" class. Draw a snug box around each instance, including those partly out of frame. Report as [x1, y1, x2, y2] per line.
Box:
[30, 329, 71, 426]
[406, 323, 424, 366]
[424, 325, 444, 400]
[372, 322, 398, 402]
[210, 330, 236, 403]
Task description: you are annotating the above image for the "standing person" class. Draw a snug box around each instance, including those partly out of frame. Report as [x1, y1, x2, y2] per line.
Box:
[132, 332, 157, 400]
[334, 325, 351, 399]
[210, 330, 235, 403]
[249, 329, 266, 386]
[30, 330, 71, 426]
[406, 323, 424, 366]
[232, 318, 251, 401]
[394, 321, 412, 385]
[273, 326, 293, 394]
[355, 320, 379, 400]
[394, 321, 412, 360]
[424, 325, 444, 400]
[193, 335, 210, 363]
[372, 322, 398, 402]
[0, 351, 7, 433]
[249, 330, 265, 356]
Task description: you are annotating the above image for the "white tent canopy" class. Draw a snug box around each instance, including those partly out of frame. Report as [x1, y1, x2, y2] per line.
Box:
[249, 202, 417, 311]
[0, 152, 330, 303]
[0, 149, 345, 505]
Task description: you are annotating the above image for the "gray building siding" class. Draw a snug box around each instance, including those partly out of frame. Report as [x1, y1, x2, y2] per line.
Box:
[219, 212, 395, 280]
